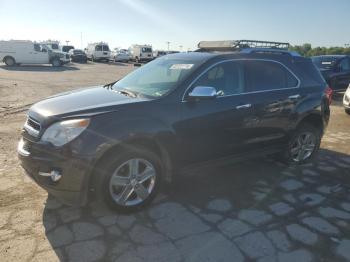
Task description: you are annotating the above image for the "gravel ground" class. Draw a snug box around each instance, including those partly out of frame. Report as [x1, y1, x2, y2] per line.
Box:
[0, 62, 350, 262]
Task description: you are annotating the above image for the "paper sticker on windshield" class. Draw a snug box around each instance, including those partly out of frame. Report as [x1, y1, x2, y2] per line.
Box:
[170, 64, 194, 70]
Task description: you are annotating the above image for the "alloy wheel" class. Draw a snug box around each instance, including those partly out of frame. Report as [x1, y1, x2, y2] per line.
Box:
[290, 131, 316, 162]
[108, 158, 156, 206]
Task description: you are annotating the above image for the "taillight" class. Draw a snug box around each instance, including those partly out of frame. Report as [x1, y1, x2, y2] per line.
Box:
[325, 86, 333, 105]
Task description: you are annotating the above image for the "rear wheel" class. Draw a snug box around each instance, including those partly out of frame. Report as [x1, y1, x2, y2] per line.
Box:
[95, 148, 162, 212]
[4, 57, 15, 66]
[283, 123, 321, 165]
[345, 108, 350, 115]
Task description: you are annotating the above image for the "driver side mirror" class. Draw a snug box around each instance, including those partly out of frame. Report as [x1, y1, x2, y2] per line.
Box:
[187, 86, 217, 100]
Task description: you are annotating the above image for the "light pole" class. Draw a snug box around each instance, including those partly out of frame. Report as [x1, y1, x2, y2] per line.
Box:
[166, 41, 171, 51]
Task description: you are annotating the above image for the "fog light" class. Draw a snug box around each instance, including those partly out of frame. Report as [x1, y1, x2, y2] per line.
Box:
[38, 170, 62, 182]
[51, 170, 62, 182]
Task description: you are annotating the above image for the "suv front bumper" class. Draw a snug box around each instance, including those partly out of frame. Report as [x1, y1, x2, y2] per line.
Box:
[17, 137, 92, 206]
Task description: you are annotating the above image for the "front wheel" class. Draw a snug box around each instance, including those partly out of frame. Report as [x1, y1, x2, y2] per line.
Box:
[283, 123, 321, 165]
[345, 108, 350, 115]
[52, 58, 61, 67]
[95, 148, 162, 212]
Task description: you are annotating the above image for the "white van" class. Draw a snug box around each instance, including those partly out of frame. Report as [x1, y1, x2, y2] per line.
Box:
[0, 40, 70, 67]
[129, 44, 153, 62]
[85, 42, 111, 62]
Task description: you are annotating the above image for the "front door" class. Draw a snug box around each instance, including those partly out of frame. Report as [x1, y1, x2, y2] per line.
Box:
[32, 44, 49, 64]
[178, 61, 255, 165]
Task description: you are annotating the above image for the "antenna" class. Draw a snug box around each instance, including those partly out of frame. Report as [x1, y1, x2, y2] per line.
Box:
[166, 41, 171, 51]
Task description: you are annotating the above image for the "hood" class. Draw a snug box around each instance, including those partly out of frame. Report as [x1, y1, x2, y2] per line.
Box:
[29, 86, 149, 121]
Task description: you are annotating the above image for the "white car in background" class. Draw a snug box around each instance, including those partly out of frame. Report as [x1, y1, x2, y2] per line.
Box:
[343, 84, 350, 115]
[111, 48, 130, 62]
[0, 40, 70, 67]
[85, 42, 111, 62]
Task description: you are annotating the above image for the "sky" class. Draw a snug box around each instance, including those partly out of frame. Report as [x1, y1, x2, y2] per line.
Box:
[0, 0, 349, 51]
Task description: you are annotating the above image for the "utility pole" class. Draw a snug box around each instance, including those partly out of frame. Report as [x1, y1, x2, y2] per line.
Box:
[81, 32, 83, 49]
[166, 41, 171, 51]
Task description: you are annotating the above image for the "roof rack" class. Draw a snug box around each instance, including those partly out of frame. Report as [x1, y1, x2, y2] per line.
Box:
[196, 40, 299, 56]
[198, 40, 289, 50]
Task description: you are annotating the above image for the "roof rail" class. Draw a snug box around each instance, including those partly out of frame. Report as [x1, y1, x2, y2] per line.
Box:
[240, 48, 301, 57]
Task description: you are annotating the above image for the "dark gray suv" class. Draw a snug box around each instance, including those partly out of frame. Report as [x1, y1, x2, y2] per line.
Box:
[18, 40, 331, 212]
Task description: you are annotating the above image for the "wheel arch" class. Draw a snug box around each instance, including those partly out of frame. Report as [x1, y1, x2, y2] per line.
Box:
[87, 136, 173, 196]
[3, 55, 16, 63]
[295, 113, 324, 134]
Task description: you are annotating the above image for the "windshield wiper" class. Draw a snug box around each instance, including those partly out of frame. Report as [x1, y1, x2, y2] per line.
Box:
[118, 89, 137, 98]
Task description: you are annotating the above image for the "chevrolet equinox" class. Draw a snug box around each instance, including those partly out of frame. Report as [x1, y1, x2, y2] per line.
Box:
[18, 40, 331, 212]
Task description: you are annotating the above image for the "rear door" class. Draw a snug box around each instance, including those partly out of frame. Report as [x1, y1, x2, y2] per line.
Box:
[244, 60, 300, 149]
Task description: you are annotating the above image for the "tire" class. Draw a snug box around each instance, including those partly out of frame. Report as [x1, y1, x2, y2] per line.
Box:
[282, 123, 321, 165]
[52, 58, 61, 67]
[91, 55, 95, 62]
[345, 108, 350, 115]
[95, 147, 162, 212]
[4, 57, 15, 66]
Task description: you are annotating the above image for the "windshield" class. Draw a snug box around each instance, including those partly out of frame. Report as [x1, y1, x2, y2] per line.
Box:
[142, 47, 152, 53]
[73, 49, 84, 54]
[312, 56, 338, 69]
[62, 46, 74, 52]
[50, 43, 59, 49]
[112, 57, 200, 98]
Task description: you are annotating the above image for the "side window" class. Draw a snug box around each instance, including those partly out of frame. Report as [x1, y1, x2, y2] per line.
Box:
[245, 60, 298, 92]
[95, 45, 102, 51]
[34, 44, 41, 52]
[193, 61, 245, 96]
[339, 58, 350, 71]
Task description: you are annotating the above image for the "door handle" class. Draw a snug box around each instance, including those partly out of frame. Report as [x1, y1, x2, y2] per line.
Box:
[236, 104, 252, 109]
[288, 94, 301, 100]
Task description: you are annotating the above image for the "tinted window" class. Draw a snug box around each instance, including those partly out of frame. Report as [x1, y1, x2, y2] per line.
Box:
[194, 61, 244, 96]
[102, 45, 110, 51]
[245, 60, 298, 92]
[95, 45, 102, 51]
[339, 58, 350, 71]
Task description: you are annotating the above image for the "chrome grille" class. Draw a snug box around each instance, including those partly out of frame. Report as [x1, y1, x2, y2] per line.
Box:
[24, 117, 41, 137]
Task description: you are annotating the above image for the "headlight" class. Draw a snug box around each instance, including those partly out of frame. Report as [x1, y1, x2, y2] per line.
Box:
[41, 119, 90, 146]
